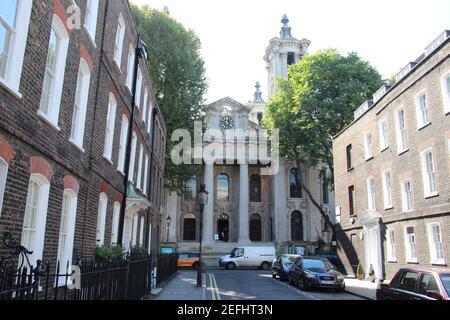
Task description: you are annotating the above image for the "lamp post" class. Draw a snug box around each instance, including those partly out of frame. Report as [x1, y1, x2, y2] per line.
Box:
[166, 216, 171, 242]
[196, 184, 209, 287]
[117, 33, 149, 247]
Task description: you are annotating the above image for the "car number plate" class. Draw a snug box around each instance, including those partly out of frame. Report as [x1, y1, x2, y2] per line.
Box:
[321, 280, 335, 285]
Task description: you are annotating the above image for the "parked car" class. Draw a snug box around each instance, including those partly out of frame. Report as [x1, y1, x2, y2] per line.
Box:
[288, 256, 345, 292]
[272, 254, 300, 280]
[376, 268, 450, 300]
[177, 253, 200, 269]
[219, 246, 275, 270]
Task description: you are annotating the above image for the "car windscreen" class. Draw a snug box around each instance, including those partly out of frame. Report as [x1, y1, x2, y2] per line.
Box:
[281, 256, 297, 266]
[303, 259, 331, 272]
[439, 274, 450, 296]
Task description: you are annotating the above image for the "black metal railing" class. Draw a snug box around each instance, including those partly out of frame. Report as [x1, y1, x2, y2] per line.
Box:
[0, 233, 178, 300]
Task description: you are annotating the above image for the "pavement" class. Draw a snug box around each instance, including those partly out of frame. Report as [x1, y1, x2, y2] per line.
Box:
[344, 277, 378, 300]
[151, 269, 366, 300]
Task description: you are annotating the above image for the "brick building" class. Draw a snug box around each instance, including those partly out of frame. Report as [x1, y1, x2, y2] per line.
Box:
[333, 31, 450, 281]
[0, 0, 166, 272]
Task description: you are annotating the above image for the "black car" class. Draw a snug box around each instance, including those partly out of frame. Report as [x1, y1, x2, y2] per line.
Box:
[376, 268, 450, 300]
[272, 254, 300, 280]
[288, 256, 345, 292]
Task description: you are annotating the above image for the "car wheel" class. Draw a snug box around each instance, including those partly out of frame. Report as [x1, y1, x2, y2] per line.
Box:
[288, 274, 293, 285]
[272, 273, 276, 279]
[298, 277, 308, 291]
[226, 262, 236, 270]
[261, 262, 270, 271]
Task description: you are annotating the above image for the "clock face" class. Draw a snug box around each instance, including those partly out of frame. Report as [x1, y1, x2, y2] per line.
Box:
[220, 116, 235, 130]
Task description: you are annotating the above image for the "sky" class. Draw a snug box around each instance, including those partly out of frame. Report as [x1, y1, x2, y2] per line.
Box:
[130, 0, 450, 104]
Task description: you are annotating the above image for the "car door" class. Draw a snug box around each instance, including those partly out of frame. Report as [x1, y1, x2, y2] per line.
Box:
[272, 256, 281, 275]
[392, 270, 421, 300]
[290, 258, 301, 283]
[416, 272, 440, 300]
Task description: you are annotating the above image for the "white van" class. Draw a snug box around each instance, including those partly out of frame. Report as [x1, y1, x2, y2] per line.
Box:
[219, 246, 276, 270]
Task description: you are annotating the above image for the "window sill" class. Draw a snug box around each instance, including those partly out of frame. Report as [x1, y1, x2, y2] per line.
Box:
[397, 148, 409, 156]
[103, 155, 113, 165]
[430, 260, 446, 266]
[445, 110, 450, 116]
[0, 78, 23, 99]
[406, 259, 419, 264]
[113, 59, 122, 73]
[69, 139, 85, 153]
[387, 259, 397, 263]
[384, 206, 394, 211]
[37, 111, 61, 131]
[380, 146, 389, 153]
[347, 167, 354, 173]
[425, 192, 439, 199]
[365, 156, 374, 162]
[117, 169, 125, 176]
[417, 122, 431, 131]
[83, 25, 97, 48]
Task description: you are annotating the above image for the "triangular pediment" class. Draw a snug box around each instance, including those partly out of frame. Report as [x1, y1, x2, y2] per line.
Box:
[207, 97, 250, 114]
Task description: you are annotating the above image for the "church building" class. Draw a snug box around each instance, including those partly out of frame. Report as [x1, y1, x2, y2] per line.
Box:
[164, 16, 335, 262]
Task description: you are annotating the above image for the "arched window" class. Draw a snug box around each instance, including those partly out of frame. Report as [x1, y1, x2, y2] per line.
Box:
[96, 193, 108, 245]
[290, 168, 302, 198]
[183, 214, 196, 241]
[111, 202, 120, 245]
[184, 176, 197, 200]
[250, 214, 262, 242]
[103, 93, 117, 160]
[217, 173, 230, 202]
[291, 211, 303, 241]
[250, 174, 261, 202]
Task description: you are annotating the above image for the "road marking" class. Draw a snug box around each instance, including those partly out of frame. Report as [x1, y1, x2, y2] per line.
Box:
[208, 273, 221, 300]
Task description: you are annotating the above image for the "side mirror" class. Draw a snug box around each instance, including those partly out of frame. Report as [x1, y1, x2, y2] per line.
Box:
[426, 290, 443, 300]
[379, 283, 390, 290]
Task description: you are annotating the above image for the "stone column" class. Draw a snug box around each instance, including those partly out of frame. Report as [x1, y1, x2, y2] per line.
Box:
[203, 163, 214, 242]
[239, 164, 250, 243]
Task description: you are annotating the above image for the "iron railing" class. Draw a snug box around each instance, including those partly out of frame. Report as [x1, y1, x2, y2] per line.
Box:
[0, 232, 178, 300]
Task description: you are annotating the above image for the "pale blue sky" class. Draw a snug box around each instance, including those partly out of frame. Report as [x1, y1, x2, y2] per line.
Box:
[131, 0, 450, 104]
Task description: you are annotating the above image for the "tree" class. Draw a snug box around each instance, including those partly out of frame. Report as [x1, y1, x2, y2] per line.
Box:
[131, 5, 208, 192]
[263, 49, 383, 233]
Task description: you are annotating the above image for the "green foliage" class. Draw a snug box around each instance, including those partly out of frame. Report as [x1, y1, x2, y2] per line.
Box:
[131, 5, 207, 193]
[264, 49, 383, 179]
[130, 245, 147, 259]
[95, 245, 125, 263]
[357, 262, 365, 276]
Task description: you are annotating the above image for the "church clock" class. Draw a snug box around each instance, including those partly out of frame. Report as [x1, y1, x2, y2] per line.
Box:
[220, 116, 235, 130]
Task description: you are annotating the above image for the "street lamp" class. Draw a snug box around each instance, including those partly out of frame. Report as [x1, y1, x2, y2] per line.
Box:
[166, 216, 172, 242]
[196, 184, 209, 287]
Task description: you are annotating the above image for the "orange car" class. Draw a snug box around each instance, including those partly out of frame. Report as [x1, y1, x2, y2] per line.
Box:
[177, 253, 200, 269]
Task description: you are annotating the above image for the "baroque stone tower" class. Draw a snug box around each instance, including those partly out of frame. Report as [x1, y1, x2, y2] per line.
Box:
[264, 14, 311, 99]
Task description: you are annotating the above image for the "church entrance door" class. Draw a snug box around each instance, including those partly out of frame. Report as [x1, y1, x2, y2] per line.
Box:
[217, 215, 229, 242]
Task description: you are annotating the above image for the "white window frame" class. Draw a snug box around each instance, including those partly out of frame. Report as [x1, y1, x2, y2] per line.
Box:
[366, 176, 376, 211]
[135, 67, 142, 109]
[427, 222, 445, 265]
[440, 70, 450, 115]
[126, 45, 134, 90]
[0, 158, 9, 219]
[132, 213, 138, 247]
[56, 189, 77, 286]
[401, 179, 413, 212]
[404, 226, 418, 263]
[142, 88, 148, 123]
[382, 170, 393, 209]
[96, 192, 108, 245]
[0, 0, 33, 97]
[147, 222, 152, 254]
[395, 108, 408, 154]
[38, 15, 70, 130]
[415, 90, 430, 129]
[21, 173, 50, 269]
[83, 0, 99, 46]
[139, 216, 145, 246]
[147, 101, 153, 134]
[386, 229, 397, 262]
[128, 132, 137, 182]
[118, 115, 128, 173]
[70, 58, 91, 151]
[143, 154, 149, 195]
[103, 93, 117, 162]
[421, 148, 438, 198]
[136, 143, 144, 190]
[379, 119, 388, 151]
[111, 202, 120, 245]
[113, 14, 125, 70]
[364, 132, 373, 160]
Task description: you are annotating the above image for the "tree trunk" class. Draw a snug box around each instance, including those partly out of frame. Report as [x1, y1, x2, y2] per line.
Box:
[293, 149, 336, 236]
